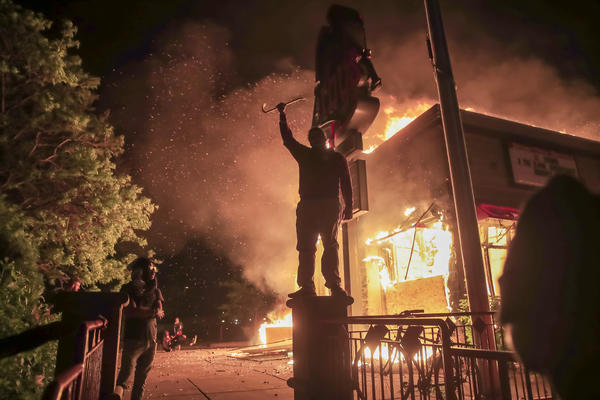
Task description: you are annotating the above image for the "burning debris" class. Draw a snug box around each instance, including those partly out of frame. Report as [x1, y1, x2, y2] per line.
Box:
[362, 205, 453, 314]
[258, 312, 293, 346]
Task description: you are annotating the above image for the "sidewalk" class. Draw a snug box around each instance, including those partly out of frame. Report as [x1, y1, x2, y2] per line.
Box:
[143, 347, 294, 399]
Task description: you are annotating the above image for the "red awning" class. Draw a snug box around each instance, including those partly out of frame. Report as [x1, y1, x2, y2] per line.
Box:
[477, 203, 520, 221]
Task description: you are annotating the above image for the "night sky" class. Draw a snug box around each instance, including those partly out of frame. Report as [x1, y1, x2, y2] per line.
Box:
[15, 0, 600, 302]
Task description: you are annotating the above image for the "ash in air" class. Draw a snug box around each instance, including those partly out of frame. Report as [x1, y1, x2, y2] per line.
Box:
[103, 6, 600, 296]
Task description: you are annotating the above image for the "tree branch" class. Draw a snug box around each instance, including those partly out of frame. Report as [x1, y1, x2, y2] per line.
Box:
[28, 131, 41, 157]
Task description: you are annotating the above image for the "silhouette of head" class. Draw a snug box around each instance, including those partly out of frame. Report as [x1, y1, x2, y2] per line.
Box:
[308, 128, 327, 149]
[326, 4, 362, 28]
[500, 175, 600, 398]
[128, 257, 157, 283]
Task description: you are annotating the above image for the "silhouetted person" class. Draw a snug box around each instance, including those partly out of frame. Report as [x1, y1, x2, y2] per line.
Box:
[277, 103, 353, 298]
[500, 175, 600, 399]
[173, 317, 183, 335]
[113, 257, 164, 400]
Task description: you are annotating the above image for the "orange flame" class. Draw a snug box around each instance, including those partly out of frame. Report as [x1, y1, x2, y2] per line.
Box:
[363, 215, 453, 297]
[258, 311, 292, 345]
[364, 103, 432, 154]
[379, 103, 432, 141]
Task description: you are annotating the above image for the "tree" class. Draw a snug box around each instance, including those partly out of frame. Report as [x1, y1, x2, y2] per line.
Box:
[0, 1, 155, 397]
[159, 236, 277, 342]
[219, 279, 277, 330]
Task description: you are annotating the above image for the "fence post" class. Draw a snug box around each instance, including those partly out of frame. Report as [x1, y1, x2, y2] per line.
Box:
[287, 296, 354, 400]
[498, 360, 511, 400]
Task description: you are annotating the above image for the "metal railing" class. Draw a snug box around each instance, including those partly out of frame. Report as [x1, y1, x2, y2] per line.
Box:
[322, 312, 556, 400]
[43, 319, 107, 400]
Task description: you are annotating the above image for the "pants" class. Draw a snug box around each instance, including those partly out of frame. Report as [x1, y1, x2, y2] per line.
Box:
[116, 339, 156, 400]
[296, 198, 342, 290]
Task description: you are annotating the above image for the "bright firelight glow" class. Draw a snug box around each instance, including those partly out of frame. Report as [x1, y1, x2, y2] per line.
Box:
[363, 145, 376, 154]
[379, 103, 432, 141]
[363, 218, 453, 292]
[360, 344, 435, 365]
[363, 103, 432, 154]
[258, 312, 293, 345]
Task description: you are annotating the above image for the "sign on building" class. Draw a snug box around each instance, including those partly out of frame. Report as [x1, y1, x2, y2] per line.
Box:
[508, 142, 578, 187]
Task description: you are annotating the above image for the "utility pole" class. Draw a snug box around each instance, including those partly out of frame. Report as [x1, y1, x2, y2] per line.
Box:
[423, 0, 496, 350]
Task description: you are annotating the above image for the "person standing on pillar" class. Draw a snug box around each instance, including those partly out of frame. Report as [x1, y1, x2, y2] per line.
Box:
[277, 103, 353, 298]
[113, 257, 164, 400]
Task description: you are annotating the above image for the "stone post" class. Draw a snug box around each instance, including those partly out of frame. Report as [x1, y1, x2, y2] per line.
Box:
[286, 296, 354, 400]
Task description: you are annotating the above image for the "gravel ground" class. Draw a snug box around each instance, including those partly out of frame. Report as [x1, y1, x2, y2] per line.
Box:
[141, 347, 294, 400]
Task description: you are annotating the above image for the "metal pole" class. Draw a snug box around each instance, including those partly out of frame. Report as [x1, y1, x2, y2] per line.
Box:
[423, 0, 495, 349]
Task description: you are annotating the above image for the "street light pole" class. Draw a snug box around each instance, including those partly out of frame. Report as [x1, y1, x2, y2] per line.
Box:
[423, 0, 496, 350]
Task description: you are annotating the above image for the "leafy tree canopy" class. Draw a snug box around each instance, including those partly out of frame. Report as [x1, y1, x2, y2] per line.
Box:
[0, 0, 155, 287]
[0, 0, 155, 397]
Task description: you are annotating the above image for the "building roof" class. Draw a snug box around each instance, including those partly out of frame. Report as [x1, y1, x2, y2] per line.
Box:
[377, 104, 600, 157]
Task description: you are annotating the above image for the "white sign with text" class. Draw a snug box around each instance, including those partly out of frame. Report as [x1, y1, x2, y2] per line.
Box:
[508, 143, 578, 187]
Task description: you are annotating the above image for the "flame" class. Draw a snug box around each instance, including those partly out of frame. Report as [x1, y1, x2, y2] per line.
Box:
[363, 103, 432, 154]
[360, 344, 435, 365]
[379, 267, 394, 291]
[363, 215, 453, 301]
[404, 207, 416, 217]
[258, 311, 292, 345]
[363, 145, 376, 154]
[379, 104, 432, 141]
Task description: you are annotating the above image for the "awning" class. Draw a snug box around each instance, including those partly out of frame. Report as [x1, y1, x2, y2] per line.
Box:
[476, 203, 520, 221]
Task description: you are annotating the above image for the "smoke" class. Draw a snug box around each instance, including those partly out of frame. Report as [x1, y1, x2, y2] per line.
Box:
[107, 22, 318, 295]
[366, 29, 600, 143]
[105, 5, 600, 297]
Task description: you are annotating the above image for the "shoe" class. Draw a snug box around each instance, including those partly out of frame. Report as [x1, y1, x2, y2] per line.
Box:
[288, 287, 317, 298]
[330, 286, 348, 297]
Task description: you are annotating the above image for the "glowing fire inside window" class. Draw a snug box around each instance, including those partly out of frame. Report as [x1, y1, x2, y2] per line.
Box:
[363, 221, 453, 291]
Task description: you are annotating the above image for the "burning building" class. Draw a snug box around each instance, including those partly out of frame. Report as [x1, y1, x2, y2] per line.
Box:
[343, 104, 600, 316]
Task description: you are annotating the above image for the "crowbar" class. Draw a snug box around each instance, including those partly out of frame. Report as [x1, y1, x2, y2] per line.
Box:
[262, 97, 305, 113]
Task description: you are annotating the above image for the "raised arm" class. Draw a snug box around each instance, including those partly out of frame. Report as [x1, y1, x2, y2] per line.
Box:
[340, 156, 353, 220]
[278, 104, 295, 145]
[277, 104, 306, 160]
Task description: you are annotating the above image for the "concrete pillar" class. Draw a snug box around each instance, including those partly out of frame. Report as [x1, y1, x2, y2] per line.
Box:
[286, 296, 354, 400]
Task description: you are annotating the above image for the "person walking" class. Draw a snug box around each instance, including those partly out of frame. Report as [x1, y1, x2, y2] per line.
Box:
[113, 257, 164, 400]
[277, 103, 353, 298]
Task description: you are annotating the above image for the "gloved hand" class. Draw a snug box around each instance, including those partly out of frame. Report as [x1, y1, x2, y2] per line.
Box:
[276, 102, 286, 113]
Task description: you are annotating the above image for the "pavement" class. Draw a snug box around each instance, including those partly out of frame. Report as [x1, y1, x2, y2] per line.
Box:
[141, 347, 294, 400]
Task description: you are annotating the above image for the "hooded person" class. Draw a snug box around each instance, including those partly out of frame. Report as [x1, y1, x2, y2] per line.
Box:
[112, 257, 164, 400]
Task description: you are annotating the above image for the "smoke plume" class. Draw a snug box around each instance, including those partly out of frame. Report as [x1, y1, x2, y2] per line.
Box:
[105, 5, 600, 297]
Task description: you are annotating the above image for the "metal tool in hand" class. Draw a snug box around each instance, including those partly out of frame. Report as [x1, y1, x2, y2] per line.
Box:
[261, 97, 305, 113]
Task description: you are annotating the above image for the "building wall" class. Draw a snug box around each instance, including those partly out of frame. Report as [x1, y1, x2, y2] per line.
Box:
[348, 106, 600, 316]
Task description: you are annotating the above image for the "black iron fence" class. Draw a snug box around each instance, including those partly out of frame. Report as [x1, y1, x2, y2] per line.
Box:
[0, 292, 128, 400]
[42, 319, 106, 400]
[320, 312, 557, 400]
